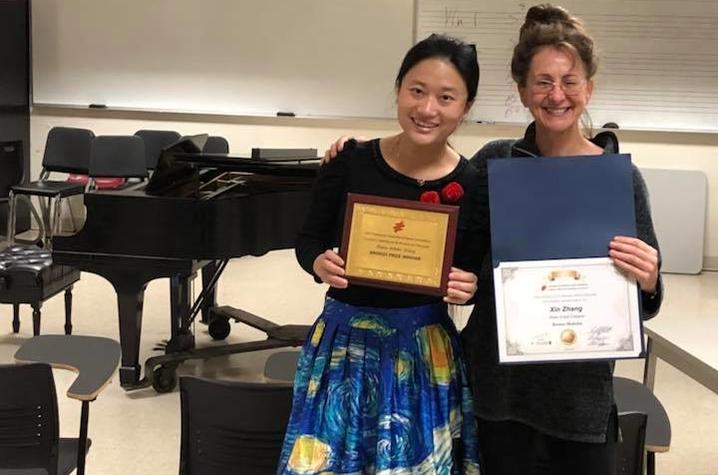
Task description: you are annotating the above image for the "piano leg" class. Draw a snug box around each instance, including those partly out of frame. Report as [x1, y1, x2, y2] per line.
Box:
[168, 273, 195, 353]
[200, 261, 218, 324]
[114, 281, 147, 387]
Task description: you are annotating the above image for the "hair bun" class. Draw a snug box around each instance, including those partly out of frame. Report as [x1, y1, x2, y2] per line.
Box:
[525, 4, 571, 25]
[511, 3, 597, 85]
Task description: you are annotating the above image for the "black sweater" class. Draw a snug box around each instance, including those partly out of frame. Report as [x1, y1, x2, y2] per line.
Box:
[296, 139, 489, 308]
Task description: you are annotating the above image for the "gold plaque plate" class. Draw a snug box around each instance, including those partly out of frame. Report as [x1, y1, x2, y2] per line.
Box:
[340, 193, 458, 296]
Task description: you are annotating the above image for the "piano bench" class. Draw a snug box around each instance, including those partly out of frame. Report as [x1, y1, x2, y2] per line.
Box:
[0, 245, 80, 336]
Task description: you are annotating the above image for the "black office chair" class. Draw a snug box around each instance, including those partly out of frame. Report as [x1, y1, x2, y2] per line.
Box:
[202, 136, 230, 154]
[178, 135, 229, 155]
[616, 411, 648, 475]
[87, 135, 148, 190]
[179, 376, 293, 475]
[0, 363, 89, 475]
[7, 127, 94, 247]
[134, 129, 181, 171]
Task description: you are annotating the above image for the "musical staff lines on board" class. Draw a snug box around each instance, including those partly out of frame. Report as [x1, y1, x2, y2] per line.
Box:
[417, 0, 718, 131]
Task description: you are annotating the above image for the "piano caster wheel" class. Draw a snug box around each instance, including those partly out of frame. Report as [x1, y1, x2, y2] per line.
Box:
[152, 365, 178, 393]
[208, 317, 231, 340]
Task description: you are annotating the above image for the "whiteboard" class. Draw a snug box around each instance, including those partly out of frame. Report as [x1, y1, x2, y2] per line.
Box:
[31, 0, 414, 118]
[417, 0, 718, 132]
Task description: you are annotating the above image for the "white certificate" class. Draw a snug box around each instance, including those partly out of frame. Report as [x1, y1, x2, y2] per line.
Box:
[494, 257, 643, 363]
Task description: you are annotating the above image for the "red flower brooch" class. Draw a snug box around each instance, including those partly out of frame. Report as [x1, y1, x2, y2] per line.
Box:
[420, 182, 464, 205]
[441, 181, 464, 203]
[419, 190, 441, 204]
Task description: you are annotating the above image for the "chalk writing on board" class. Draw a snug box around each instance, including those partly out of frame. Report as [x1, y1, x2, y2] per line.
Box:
[417, 0, 718, 131]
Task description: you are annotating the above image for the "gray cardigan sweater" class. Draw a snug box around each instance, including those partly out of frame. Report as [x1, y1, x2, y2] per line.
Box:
[461, 123, 663, 443]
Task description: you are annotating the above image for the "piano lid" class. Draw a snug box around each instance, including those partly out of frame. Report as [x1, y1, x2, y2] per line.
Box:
[173, 153, 319, 178]
[145, 136, 319, 197]
[145, 134, 209, 196]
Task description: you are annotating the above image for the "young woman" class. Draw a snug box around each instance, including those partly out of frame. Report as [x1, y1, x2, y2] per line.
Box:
[278, 35, 486, 474]
[322, 5, 663, 474]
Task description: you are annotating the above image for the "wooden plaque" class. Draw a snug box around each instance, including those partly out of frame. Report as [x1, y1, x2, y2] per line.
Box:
[339, 193, 458, 296]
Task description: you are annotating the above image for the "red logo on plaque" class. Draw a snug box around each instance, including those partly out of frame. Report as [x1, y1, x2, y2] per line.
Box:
[393, 220, 405, 233]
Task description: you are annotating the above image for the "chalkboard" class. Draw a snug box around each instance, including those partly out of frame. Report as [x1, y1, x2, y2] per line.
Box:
[417, 0, 718, 132]
[31, 0, 414, 119]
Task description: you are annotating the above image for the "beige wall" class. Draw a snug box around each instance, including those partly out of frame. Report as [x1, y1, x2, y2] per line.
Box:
[30, 106, 718, 269]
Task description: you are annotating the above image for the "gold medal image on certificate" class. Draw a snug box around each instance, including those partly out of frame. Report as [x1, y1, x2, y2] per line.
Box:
[493, 257, 642, 363]
[339, 193, 458, 296]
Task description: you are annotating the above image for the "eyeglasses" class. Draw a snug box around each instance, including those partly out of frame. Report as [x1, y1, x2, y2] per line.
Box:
[529, 78, 586, 96]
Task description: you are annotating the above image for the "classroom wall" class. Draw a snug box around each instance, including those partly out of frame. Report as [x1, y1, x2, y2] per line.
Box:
[29, 107, 718, 270]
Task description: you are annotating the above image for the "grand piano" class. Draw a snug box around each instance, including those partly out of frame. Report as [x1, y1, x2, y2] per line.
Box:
[52, 136, 318, 391]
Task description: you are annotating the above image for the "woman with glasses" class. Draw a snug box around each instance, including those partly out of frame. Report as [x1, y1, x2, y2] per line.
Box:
[322, 4, 662, 473]
[461, 4, 662, 474]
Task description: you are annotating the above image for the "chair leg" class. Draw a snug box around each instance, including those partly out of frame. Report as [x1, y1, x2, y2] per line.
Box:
[45, 196, 62, 250]
[38, 196, 50, 245]
[78, 400, 91, 475]
[65, 286, 73, 335]
[647, 451, 656, 475]
[31, 302, 41, 336]
[66, 197, 78, 233]
[53, 196, 62, 236]
[6, 191, 16, 244]
[12, 303, 20, 333]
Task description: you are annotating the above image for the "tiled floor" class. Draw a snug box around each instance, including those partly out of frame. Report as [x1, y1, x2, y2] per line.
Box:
[1, 250, 716, 474]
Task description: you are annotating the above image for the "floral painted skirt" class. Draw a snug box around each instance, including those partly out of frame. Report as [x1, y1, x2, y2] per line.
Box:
[277, 298, 480, 474]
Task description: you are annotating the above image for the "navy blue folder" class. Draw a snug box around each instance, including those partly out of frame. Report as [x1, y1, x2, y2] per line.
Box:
[487, 154, 636, 267]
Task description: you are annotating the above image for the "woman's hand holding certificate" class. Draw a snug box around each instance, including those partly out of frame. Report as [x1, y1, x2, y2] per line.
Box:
[609, 235, 659, 293]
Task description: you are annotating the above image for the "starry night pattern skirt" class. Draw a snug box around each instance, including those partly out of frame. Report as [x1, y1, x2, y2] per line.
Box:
[277, 297, 480, 474]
